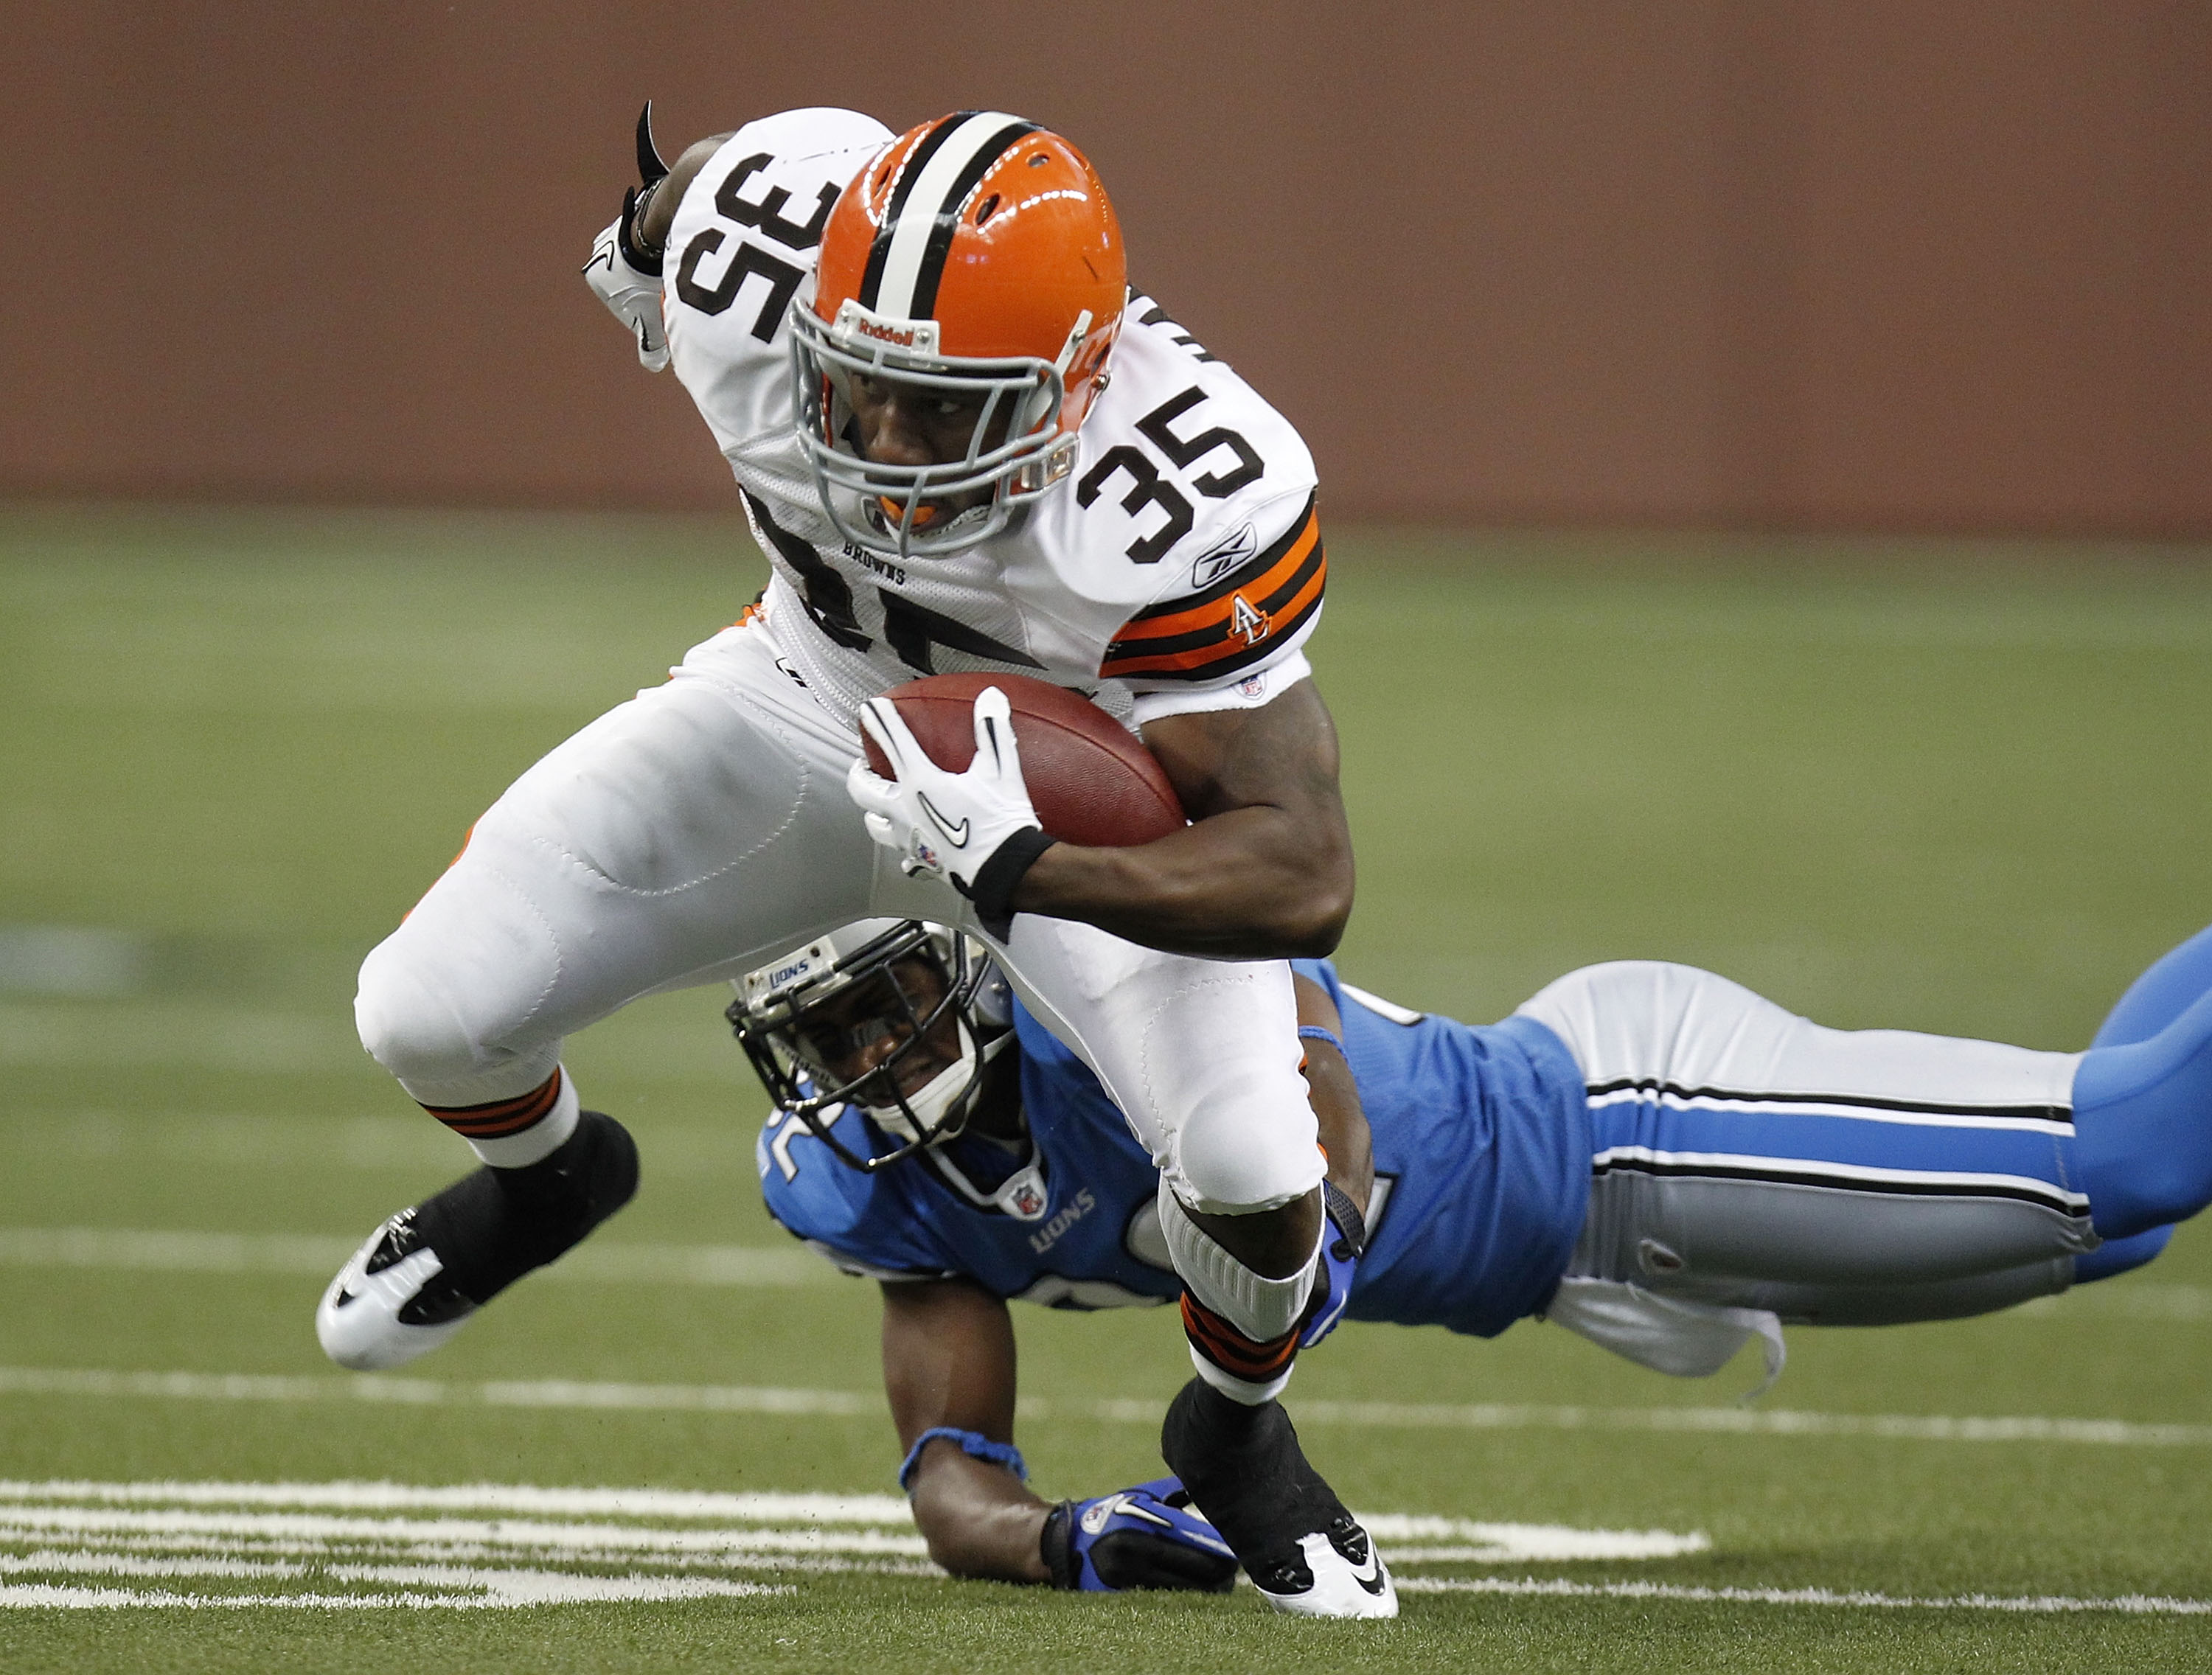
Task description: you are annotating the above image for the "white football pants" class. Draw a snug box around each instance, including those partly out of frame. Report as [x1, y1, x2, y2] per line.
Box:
[354, 617, 1322, 1216]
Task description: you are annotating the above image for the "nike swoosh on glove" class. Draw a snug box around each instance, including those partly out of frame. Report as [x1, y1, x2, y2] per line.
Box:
[846, 686, 1058, 940]
[582, 216, 669, 372]
[1040, 1477, 1238, 1593]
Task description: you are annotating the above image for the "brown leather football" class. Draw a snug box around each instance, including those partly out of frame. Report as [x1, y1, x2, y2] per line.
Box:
[861, 672, 1186, 847]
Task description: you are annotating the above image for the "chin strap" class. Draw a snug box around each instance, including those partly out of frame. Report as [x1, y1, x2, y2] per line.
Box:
[864, 1022, 985, 1143]
[865, 1025, 1046, 1216]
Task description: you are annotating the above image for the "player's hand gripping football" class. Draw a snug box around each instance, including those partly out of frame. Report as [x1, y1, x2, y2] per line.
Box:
[582, 103, 672, 372]
[1040, 1477, 1238, 1593]
[847, 686, 1058, 940]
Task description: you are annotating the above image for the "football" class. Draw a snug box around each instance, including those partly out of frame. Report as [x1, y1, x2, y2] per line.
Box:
[862, 672, 1186, 847]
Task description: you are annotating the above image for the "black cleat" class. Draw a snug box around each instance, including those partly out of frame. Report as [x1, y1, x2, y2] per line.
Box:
[316, 1110, 638, 1371]
[1161, 1376, 1397, 1617]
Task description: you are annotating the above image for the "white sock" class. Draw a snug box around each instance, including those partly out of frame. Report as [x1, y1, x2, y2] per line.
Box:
[1186, 1344, 1297, 1406]
[1158, 1181, 1321, 1341]
[467, 1073, 581, 1167]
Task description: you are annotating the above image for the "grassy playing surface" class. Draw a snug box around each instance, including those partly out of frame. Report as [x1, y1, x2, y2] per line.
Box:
[1, 506, 2209, 1671]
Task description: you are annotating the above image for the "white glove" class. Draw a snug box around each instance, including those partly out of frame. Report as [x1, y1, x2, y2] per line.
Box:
[847, 686, 1059, 939]
[583, 217, 670, 372]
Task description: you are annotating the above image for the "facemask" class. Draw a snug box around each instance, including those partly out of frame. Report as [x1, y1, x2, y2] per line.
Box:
[863, 1020, 981, 1145]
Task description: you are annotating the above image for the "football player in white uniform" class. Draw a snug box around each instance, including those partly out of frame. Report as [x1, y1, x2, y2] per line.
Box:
[319, 105, 1380, 1613]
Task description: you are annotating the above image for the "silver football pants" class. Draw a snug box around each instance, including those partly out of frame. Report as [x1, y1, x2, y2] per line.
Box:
[1517, 961, 2093, 1376]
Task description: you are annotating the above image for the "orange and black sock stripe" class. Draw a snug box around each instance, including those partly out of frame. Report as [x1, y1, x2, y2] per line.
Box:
[1181, 1292, 1301, 1386]
[422, 1068, 564, 1141]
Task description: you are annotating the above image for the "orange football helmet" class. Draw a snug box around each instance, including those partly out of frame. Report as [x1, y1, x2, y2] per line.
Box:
[790, 111, 1127, 556]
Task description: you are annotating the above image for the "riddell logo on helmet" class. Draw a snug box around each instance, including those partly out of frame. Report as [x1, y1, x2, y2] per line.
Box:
[833, 301, 942, 356]
[855, 318, 922, 347]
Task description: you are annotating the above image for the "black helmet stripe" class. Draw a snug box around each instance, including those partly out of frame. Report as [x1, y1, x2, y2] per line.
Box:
[859, 111, 1040, 321]
[859, 111, 970, 311]
[910, 119, 1040, 318]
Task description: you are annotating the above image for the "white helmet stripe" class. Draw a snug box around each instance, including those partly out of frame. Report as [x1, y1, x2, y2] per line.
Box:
[871, 111, 1031, 320]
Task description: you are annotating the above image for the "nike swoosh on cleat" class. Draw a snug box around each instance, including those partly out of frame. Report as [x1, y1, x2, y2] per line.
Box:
[916, 793, 970, 847]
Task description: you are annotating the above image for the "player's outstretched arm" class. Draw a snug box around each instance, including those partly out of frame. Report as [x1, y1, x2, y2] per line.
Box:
[1012, 680, 1354, 959]
[582, 113, 734, 370]
[881, 1277, 1051, 1582]
[881, 1278, 1240, 1592]
[1294, 973, 1374, 1212]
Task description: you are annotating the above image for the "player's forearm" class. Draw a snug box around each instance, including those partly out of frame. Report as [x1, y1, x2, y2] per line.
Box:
[1012, 809, 1353, 958]
[907, 1452, 1052, 1584]
[1293, 975, 1375, 1210]
[633, 132, 736, 253]
[1303, 1047, 1374, 1209]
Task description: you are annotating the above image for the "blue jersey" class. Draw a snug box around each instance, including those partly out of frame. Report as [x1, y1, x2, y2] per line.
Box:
[757, 961, 1592, 1337]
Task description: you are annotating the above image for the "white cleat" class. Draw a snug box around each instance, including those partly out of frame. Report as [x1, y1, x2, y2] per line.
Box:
[1253, 1517, 1398, 1619]
[315, 1210, 478, 1372]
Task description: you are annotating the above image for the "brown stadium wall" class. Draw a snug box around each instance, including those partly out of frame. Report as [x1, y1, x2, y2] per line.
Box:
[4, 1, 2208, 537]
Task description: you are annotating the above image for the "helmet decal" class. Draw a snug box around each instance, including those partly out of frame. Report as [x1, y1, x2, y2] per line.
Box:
[859, 112, 1042, 320]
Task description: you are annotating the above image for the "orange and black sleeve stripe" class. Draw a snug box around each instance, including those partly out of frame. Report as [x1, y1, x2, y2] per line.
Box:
[1099, 493, 1324, 684]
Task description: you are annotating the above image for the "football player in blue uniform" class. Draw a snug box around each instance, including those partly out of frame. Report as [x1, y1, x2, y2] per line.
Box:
[730, 915, 2212, 1601]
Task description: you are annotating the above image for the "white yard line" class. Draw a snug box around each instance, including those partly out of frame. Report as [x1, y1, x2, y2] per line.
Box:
[1279, 1400, 2212, 1448]
[0, 1480, 913, 1524]
[0, 1479, 2200, 1615]
[0, 1578, 779, 1609]
[0, 1505, 930, 1557]
[1397, 1575, 2212, 1616]
[7, 1227, 2202, 1319]
[0, 1367, 876, 1415]
[0, 1228, 830, 1287]
[0, 1483, 1703, 1567]
[4, 1364, 2208, 1447]
[0, 1478, 1716, 1609]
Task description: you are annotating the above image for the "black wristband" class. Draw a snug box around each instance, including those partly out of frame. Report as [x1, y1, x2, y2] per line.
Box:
[618, 184, 666, 276]
[1040, 1500, 1079, 1589]
[962, 827, 1057, 942]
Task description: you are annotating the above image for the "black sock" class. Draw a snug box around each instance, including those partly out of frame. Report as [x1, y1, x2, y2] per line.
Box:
[1160, 1376, 1349, 1585]
[411, 1110, 639, 1303]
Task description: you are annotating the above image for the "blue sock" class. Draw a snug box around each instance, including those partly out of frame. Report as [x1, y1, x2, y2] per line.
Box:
[2073, 1224, 2172, 1282]
[2070, 922, 2212, 1252]
[2093, 921, 2212, 1048]
[2073, 982, 2212, 1240]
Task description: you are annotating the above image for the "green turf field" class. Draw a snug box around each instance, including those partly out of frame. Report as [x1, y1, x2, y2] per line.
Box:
[2, 506, 2209, 1671]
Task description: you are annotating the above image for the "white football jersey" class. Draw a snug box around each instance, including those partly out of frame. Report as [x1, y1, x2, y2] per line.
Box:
[661, 108, 1326, 730]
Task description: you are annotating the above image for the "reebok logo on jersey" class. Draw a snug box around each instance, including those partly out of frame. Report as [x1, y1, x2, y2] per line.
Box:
[1026, 1187, 1096, 1255]
[1189, 524, 1257, 591]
